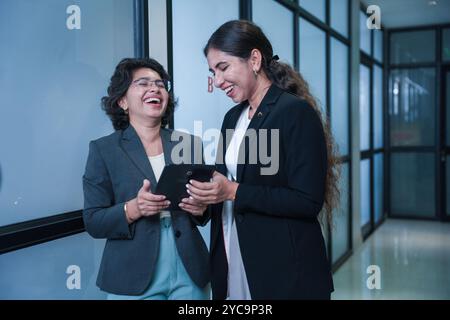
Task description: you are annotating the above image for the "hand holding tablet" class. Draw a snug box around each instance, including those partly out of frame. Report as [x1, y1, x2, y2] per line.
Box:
[154, 164, 215, 211]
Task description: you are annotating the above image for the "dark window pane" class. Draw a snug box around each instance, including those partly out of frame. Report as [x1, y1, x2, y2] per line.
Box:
[332, 163, 350, 263]
[299, 18, 326, 111]
[331, 38, 349, 156]
[374, 153, 384, 223]
[253, 0, 294, 66]
[447, 157, 450, 216]
[360, 11, 371, 55]
[360, 65, 370, 151]
[374, 65, 383, 149]
[446, 72, 450, 146]
[391, 153, 435, 217]
[360, 159, 371, 227]
[330, 0, 348, 37]
[390, 31, 436, 64]
[300, 0, 325, 22]
[389, 68, 436, 147]
[442, 28, 450, 62]
[374, 29, 383, 62]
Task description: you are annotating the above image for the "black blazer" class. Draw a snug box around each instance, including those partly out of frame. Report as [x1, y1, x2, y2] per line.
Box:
[82, 125, 210, 295]
[210, 84, 334, 300]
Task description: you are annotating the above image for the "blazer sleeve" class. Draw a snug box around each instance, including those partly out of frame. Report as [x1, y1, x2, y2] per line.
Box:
[234, 103, 327, 219]
[82, 140, 136, 240]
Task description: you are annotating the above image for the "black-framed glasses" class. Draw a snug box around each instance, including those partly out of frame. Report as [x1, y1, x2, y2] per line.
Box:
[132, 78, 171, 91]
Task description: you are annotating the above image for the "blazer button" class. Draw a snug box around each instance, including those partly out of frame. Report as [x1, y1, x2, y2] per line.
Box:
[236, 214, 244, 223]
[175, 230, 181, 238]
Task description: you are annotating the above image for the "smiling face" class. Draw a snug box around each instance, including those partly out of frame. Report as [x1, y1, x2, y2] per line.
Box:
[118, 67, 169, 125]
[206, 48, 258, 104]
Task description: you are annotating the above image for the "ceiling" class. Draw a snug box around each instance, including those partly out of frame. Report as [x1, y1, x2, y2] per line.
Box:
[361, 0, 450, 29]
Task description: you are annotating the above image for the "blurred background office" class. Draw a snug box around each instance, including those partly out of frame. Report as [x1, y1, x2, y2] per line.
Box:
[0, 0, 449, 299]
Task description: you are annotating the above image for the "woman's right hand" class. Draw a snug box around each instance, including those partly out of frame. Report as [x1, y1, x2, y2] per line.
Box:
[125, 179, 170, 223]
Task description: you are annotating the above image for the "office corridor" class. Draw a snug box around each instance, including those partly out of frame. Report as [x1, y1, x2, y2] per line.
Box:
[332, 219, 450, 299]
[2, 0, 450, 301]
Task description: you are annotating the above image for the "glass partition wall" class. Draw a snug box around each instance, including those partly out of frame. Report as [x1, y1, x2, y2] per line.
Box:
[388, 24, 450, 221]
[359, 5, 386, 239]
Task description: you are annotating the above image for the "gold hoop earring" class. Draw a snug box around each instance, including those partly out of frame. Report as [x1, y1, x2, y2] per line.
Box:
[123, 108, 129, 115]
[253, 69, 258, 79]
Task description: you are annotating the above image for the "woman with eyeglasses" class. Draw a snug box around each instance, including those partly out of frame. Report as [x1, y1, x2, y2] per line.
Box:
[187, 20, 340, 300]
[82, 58, 210, 300]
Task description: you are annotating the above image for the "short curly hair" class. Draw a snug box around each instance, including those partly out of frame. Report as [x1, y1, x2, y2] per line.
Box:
[101, 58, 175, 130]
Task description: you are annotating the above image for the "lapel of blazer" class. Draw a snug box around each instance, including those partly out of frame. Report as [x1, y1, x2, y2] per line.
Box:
[216, 102, 247, 175]
[160, 127, 176, 166]
[211, 103, 246, 251]
[120, 125, 159, 192]
[236, 84, 282, 182]
[161, 128, 183, 216]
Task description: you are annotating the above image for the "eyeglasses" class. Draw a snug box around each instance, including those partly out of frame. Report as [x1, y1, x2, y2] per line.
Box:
[132, 78, 172, 91]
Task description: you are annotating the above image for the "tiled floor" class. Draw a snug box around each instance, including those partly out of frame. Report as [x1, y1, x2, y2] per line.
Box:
[332, 219, 450, 300]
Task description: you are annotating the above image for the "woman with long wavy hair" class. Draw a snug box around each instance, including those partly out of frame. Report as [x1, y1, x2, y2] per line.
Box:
[187, 20, 340, 300]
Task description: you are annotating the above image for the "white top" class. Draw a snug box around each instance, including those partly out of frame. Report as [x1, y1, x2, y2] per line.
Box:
[224, 106, 251, 181]
[222, 105, 252, 300]
[148, 153, 170, 219]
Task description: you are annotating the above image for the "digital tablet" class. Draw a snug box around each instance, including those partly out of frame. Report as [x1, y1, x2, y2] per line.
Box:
[155, 164, 215, 210]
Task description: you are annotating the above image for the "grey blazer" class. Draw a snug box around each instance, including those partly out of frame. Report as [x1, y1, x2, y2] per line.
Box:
[82, 125, 210, 295]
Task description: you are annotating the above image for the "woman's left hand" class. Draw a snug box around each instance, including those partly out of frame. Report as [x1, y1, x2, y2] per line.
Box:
[186, 171, 239, 205]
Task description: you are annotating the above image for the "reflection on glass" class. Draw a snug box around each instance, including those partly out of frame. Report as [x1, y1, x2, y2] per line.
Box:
[330, 0, 348, 37]
[390, 30, 436, 64]
[360, 11, 371, 54]
[299, 18, 326, 112]
[360, 159, 371, 227]
[360, 65, 370, 151]
[374, 153, 383, 223]
[0, 0, 135, 226]
[443, 29, 450, 61]
[374, 29, 383, 62]
[373, 65, 383, 149]
[0, 232, 106, 299]
[173, 0, 240, 244]
[447, 157, 450, 216]
[332, 163, 349, 264]
[299, 0, 325, 22]
[447, 72, 450, 145]
[331, 38, 349, 156]
[389, 68, 436, 147]
[253, 0, 294, 66]
[172, 0, 239, 147]
[391, 153, 435, 217]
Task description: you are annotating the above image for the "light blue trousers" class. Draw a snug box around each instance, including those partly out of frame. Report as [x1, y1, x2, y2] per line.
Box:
[107, 217, 210, 300]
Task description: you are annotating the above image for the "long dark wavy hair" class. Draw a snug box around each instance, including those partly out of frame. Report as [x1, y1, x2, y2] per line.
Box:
[204, 20, 340, 224]
[101, 58, 175, 130]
